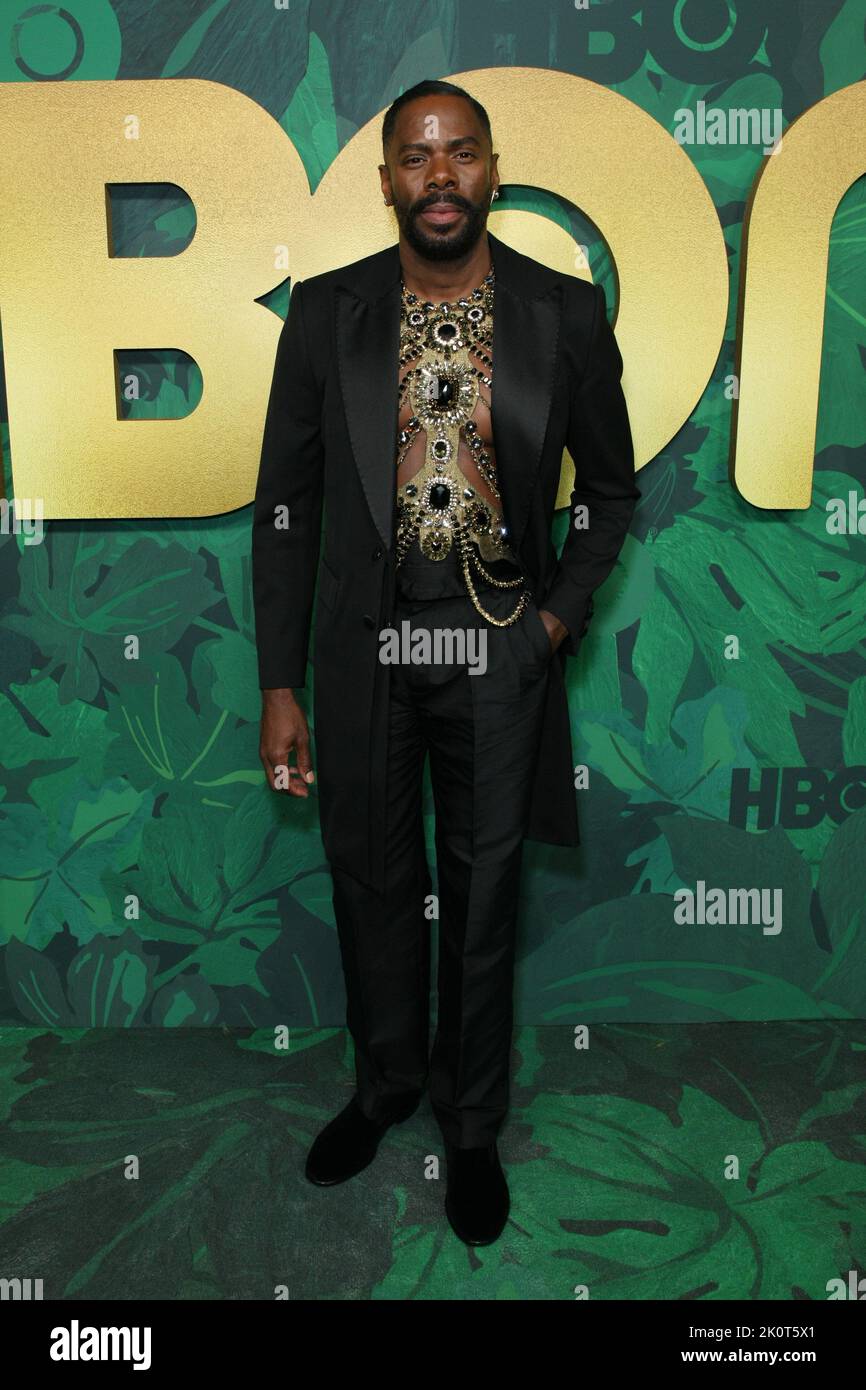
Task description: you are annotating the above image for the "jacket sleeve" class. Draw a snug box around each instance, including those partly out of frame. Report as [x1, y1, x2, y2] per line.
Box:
[251, 279, 324, 690]
[542, 280, 641, 658]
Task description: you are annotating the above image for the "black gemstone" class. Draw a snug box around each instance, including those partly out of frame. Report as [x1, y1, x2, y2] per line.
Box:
[435, 376, 454, 407]
[438, 322, 458, 340]
[429, 483, 451, 510]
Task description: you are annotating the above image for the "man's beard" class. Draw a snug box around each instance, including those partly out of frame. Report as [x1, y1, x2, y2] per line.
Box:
[393, 189, 491, 262]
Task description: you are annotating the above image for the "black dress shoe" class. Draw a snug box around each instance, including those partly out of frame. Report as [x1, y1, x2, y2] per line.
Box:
[305, 1093, 420, 1186]
[444, 1140, 510, 1246]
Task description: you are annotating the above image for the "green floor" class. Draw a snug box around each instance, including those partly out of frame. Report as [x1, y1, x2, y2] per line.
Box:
[1, 1022, 864, 1300]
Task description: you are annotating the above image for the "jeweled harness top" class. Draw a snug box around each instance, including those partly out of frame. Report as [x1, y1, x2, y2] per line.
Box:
[394, 266, 531, 627]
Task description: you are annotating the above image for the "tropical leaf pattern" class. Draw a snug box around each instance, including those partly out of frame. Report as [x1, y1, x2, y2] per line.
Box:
[0, 1020, 863, 1298]
[1, 0, 864, 1037]
[0, 0, 864, 1305]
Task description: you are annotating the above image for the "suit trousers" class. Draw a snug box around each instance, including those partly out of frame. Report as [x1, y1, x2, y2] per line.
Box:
[329, 584, 553, 1148]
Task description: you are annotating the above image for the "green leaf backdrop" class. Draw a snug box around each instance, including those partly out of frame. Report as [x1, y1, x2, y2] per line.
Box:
[1, 0, 865, 1030]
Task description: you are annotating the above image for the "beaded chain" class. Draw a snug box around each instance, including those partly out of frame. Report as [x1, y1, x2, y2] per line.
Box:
[395, 266, 531, 627]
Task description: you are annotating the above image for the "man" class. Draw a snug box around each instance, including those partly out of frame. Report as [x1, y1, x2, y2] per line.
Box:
[252, 78, 640, 1247]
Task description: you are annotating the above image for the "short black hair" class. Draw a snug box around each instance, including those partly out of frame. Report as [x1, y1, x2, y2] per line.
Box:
[381, 79, 492, 155]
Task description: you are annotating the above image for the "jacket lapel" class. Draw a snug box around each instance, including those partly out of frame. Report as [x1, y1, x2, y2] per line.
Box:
[335, 245, 402, 552]
[334, 231, 561, 556]
[488, 234, 562, 551]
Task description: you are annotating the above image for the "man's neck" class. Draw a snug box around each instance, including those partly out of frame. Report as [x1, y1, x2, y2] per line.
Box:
[399, 232, 492, 304]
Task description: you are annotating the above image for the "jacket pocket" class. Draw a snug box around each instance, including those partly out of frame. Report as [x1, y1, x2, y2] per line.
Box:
[525, 600, 553, 666]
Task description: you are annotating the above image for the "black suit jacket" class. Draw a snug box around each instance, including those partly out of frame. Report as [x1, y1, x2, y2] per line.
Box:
[252, 230, 641, 892]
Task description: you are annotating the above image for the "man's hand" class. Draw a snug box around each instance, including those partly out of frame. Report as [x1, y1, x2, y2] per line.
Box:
[538, 608, 569, 653]
[260, 688, 315, 798]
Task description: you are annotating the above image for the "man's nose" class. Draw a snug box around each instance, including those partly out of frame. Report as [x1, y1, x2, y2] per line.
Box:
[426, 155, 456, 187]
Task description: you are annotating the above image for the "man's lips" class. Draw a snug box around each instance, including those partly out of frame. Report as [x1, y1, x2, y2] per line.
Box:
[419, 203, 464, 227]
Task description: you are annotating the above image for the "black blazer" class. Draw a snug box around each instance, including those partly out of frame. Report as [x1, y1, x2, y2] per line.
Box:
[252, 230, 640, 892]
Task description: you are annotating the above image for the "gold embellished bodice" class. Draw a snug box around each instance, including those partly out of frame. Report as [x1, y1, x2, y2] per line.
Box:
[394, 266, 530, 626]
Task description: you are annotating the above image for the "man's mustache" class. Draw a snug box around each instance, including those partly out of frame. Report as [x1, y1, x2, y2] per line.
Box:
[412, 193, 474, 215]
